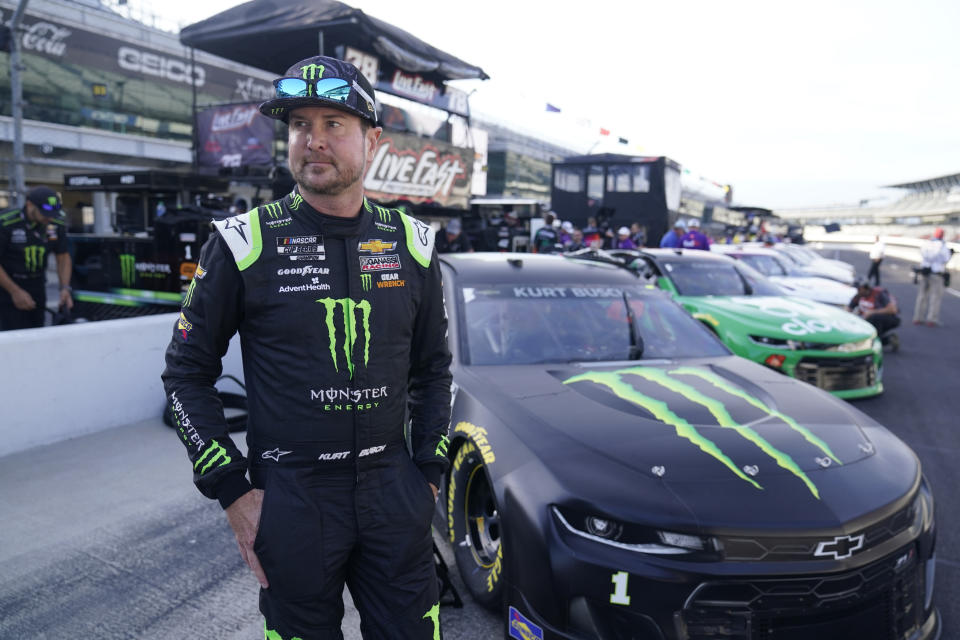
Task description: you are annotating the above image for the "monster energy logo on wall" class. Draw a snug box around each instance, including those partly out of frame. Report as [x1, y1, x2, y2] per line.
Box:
[119, 253, 136, 287]
[194, 439, 231, 475]
[317, 298, 372, 379]
[25, 245, 46, 273]
[361, 273, 372, 291]
[564, 366, 842, 499]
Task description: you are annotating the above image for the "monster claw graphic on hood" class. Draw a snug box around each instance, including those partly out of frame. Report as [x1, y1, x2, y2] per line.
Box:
[564, 366, 842, 499]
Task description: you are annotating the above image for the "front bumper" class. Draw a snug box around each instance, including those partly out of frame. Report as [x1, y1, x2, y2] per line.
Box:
[506, 516, 938, 640]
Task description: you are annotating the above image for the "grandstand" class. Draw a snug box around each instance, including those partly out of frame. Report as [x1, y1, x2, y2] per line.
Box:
[774, 171, 960, 226]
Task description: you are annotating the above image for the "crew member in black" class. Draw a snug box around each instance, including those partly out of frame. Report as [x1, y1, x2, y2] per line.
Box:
[162, 56, 452, 640]
[0, 187, 73, 330]
[848, 281, 900, 347]
[435, 217, 473, 253]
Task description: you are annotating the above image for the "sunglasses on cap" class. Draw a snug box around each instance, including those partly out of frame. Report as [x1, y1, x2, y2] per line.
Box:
[273, 77, 375, 112]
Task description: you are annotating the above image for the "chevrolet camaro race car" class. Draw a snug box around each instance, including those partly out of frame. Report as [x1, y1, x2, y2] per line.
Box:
[710, 244, 857, 307]
[600, 249, 883, 399]
[437, 253, 938, 640]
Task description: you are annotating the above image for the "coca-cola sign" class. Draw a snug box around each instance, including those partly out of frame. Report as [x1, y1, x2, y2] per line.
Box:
[21, 21, 71, 57]
[364, 133, 473, 208]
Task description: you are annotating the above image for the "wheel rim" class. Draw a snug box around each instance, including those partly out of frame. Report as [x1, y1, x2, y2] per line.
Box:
[464, 464, 500, 567]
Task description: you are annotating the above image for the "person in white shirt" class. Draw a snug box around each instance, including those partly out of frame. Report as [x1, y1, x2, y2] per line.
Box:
[867, 235, 885, 285]
[913, 228, 953, 326]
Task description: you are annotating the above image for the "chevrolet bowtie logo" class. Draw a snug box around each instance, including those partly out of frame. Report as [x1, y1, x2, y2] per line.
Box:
[814, 534, 865, 560]
[358, 239, 397, 254]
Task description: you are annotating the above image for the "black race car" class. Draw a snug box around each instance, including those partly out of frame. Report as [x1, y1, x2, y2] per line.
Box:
[437, 252, 938, 640]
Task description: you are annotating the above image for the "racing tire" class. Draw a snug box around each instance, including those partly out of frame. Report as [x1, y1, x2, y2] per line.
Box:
[447, 441, 503, 610]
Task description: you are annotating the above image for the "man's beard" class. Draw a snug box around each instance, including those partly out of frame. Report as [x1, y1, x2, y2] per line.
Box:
[291, 156, 364, 197]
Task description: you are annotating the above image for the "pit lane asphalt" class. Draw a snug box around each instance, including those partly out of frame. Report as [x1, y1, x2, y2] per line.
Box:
[0, 247, 955, 639]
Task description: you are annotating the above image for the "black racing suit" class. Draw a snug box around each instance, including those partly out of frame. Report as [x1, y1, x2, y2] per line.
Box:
[162, 190, 452, 639]
[0, 207, 68, 330]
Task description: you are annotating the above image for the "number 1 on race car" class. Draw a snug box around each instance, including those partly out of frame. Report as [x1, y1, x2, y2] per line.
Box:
[610, 571, 631, 605]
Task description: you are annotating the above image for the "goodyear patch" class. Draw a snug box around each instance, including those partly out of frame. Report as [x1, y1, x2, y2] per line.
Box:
[508, 607, 543, 640]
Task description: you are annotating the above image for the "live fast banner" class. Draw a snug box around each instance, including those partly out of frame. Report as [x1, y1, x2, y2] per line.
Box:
[363, 131, 474, 209]
[195, 103, 274, 168]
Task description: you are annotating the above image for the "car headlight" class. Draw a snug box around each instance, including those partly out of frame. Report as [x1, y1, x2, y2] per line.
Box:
[552, 506, 722, 558]
[831, 338, 874, 353]
[910, 480, 935, 534]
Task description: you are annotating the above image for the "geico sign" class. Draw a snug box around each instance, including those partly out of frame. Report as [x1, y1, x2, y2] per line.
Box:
[117, 46, 206, 87]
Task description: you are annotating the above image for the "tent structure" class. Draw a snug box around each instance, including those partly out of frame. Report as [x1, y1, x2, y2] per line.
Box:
[180, 0, 488, 89]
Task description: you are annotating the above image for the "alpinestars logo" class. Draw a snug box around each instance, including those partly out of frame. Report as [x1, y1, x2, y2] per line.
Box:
[25, 245, 46, 273]
[317, 298, 372, 379]
[564, 366, 844, 499]
[120, 253, 136, 286]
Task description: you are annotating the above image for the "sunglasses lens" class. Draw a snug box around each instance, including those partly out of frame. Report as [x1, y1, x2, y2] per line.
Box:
[275, 78, 310, 98]
[315, 78, 350, 102]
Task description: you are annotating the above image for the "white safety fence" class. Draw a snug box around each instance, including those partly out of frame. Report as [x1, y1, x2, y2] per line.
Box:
[0, 313, 243, 458]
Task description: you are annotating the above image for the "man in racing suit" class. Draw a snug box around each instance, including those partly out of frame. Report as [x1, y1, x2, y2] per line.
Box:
[161, 55, 452, 640]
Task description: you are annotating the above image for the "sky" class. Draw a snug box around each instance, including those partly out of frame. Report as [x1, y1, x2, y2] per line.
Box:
[145, 0, 960, 209]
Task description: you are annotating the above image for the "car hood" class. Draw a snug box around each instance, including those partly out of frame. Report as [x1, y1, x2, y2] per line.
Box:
[768, 276, 857, 307]
[679, 295, 875, 342]
[462, 357, 918, 523]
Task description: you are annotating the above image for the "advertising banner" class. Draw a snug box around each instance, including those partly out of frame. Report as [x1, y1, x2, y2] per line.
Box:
[195, 103, 274, 168]
[364, 132, 474, 208]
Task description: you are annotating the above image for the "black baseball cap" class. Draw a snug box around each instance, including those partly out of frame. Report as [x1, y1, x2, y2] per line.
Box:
[25, 186, 64, 218]
[259, 55, 378, 125]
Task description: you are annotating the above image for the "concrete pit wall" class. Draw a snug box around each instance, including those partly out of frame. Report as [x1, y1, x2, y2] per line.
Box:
[0, 313, 243, 458]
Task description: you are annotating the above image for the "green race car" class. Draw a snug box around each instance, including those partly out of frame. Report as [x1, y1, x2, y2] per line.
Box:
[609, 248, 883, 399]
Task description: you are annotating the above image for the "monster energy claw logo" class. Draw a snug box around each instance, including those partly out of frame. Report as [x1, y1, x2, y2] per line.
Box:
[317, 298, 372, 379]
[360, 273, 372, 291]
[120, 253, 136, 287]
[300, 63, 325, 82]
[435, 434, 450, 457]
[422, 602, 440, 640]
[194, 439, 231, 475]
[25, 245, 46, 273]
[564, 366, 842, 499]
[263, 202, 282, 219]
[290, 192, 303, 211]
[375, 204, 391, 223]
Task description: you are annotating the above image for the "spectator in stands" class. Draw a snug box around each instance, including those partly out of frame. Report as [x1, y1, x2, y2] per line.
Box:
[436, 218, 473, 253]
[615, 226, 637, 249]
[629, 222, 645, 248]
[660, 219, 686, 248]
[867, 235, 885, 285]
[680, 219, 710, 251]
[913, 227, 953, 327]
[849, 281, 900, 350]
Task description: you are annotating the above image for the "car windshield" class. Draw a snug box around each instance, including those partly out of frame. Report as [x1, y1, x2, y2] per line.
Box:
[460, 284, 728, 365]
[739, 254, 787, 277]
[662, 259, 786, 296]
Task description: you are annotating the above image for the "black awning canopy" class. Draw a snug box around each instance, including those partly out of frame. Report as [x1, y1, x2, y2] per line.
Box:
[179, 0, 488, 84]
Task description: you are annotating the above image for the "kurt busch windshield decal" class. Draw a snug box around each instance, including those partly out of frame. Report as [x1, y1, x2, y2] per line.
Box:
[563, 366, 842, 498]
